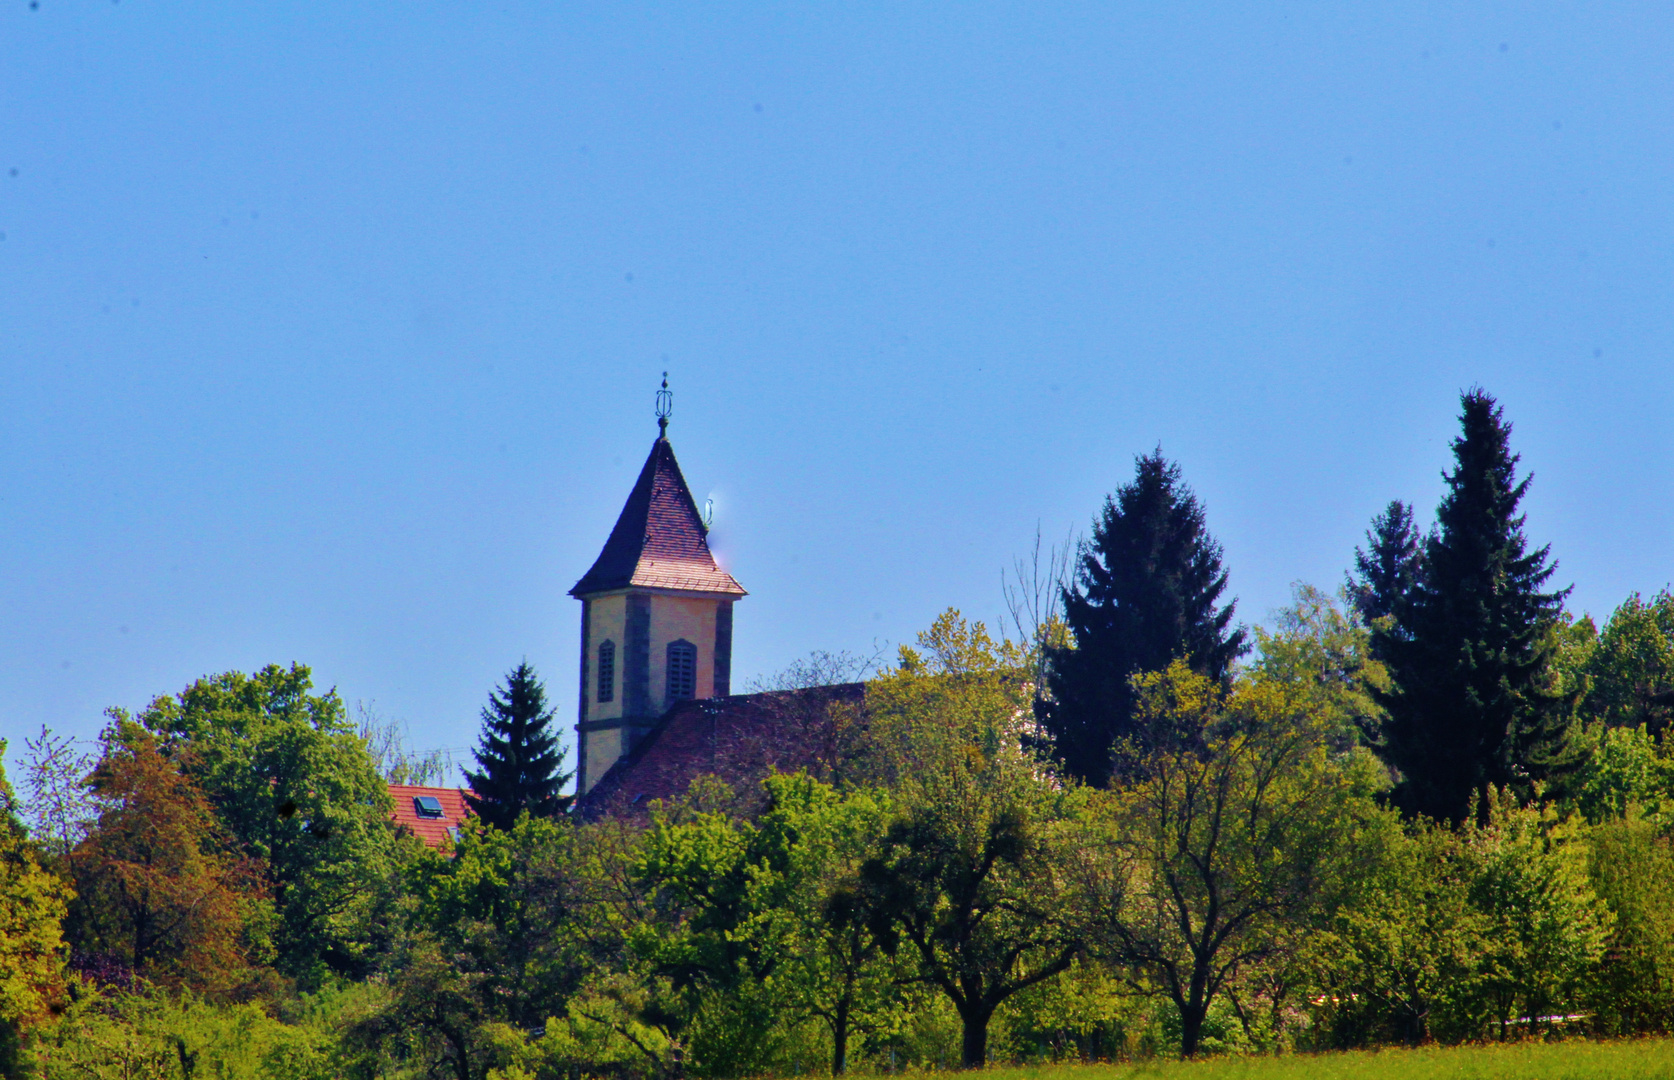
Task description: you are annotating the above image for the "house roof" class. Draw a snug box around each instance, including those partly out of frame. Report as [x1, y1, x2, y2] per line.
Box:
[388, 784, 473, 849]
[570, 436, 746, 598]
[575, 683, 866, 819]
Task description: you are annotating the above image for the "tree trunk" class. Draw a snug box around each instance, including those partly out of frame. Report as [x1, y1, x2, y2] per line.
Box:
[446, 1025, 473, 1080]
[831, 998, 850, 1076]
[1400, 1002, 1429, 1046]
[960, 1008, 990, 1069]
[1179, 1001, 1206, 1059]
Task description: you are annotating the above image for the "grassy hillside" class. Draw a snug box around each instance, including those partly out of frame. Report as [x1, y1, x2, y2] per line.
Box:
[954, 1040, 1674, 1080]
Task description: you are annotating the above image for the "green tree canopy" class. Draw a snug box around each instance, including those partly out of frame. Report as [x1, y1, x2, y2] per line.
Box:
[1249, 583, 1388, 749]
[1320, 796, 1608, 1046]
[139, 663, 400, 984]
[849, 612, 1086, 1068]
[1087, 662, 1384, 1058]
[1587, 812, 1674, 1034]
[636, 773, 901, 1076]
[411, 813, 591, 1030]
[1584, 590, 1674, 736]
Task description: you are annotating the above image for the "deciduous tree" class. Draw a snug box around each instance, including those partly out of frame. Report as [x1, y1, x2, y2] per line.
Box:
[849, 612, 1085, 1068]
[411, 813, 591, 1030]
[1586, 812, 1674, 1033]
[0, 742, 72, 1074]
[66, 720, 262, 994]
[1584, 591, 1674, 737]
[344, 934, 497, 1080]
[139, 664, 400, 984]
[1461, 799, 1609, 1040]
[1088, 662, 1381, 1058]
[19, 726, 97, 859]
[633, 780, 796, 1075]
[636, 772, 901, 1076]
[1249, 583, 1387, 749]
[1316, 818, 1485, 1046]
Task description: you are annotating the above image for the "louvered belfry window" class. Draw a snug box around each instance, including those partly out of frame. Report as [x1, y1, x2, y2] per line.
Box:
[667, 640, 696, 703]
[597, 640, 615, 703]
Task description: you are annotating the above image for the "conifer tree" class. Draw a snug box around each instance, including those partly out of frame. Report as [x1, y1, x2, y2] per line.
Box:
[1042, 451, 1247, 785]
[464, 662, 572, 828]
[1346, 500, 1421, 627]
[1371, 390, 1573, 825]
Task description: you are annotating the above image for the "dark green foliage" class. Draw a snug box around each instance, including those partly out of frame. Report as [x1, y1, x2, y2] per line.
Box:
[344, 933, 497, 1080]
[1550, 613, 1600, 707]
[636, 777, 816, 1075]
[1370, 390, 1574, 826]
[1317, 819, 1479, 1047]
[621, 774, 905, 1078]
[1346, 500, 1421, 629]
[1092, 662, 1384, 1058]
[1043, 451, 1247, 786]
[464, 662, 573, 830]
[411, 815, 592, 1030]
[139, 665, 400, 986]
[29, 481, 1674, 1075]
[846, 807, 1079, 1068]
[1568, 724, 1669, 824]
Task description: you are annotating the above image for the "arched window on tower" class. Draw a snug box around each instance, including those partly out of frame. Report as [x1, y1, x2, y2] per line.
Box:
[666, 640, 696, 704]
[597, 639, 615, 703]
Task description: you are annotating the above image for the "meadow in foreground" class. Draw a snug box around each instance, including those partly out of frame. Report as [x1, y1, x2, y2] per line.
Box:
[965, 1039, 1674, 1080]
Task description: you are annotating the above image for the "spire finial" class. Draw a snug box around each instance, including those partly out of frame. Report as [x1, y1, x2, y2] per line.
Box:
[655, 371, 672, 437]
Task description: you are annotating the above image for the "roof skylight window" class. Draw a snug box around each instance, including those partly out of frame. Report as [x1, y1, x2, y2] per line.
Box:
[414, 795, 445, 819]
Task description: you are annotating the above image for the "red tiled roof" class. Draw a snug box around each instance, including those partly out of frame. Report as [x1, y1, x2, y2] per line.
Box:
[571, 436, 746, 598]
[576, 683, 866, 819]
[388, 784, 473, 849]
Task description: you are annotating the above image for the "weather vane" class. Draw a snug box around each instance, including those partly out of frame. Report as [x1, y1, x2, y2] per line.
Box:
[655, 372, 672, 436]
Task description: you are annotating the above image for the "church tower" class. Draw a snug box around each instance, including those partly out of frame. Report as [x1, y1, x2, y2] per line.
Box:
[570, 379, 746, 796]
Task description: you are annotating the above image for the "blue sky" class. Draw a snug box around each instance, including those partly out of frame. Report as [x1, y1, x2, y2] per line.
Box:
[3, 3, 1670, 774]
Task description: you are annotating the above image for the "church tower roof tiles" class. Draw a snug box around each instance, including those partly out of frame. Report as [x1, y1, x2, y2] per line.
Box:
[570, 435, 746, 598]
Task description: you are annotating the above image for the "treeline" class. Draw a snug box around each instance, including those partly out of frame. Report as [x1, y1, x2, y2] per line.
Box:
[2, 389, 1674, 1079]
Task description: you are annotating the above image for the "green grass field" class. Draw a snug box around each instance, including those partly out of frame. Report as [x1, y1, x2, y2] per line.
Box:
[956, 1039, 1674, 1080]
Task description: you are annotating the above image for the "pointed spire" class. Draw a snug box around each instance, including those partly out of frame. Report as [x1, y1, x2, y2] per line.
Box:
[570, 428, 746, 599]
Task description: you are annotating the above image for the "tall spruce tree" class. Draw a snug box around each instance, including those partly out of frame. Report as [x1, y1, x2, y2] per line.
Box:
[1042, 451, 1247, 785]
[1371, 390, 1573, 825]
[1346, 500, 1421, 626]
[463, 662, 572, 828]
